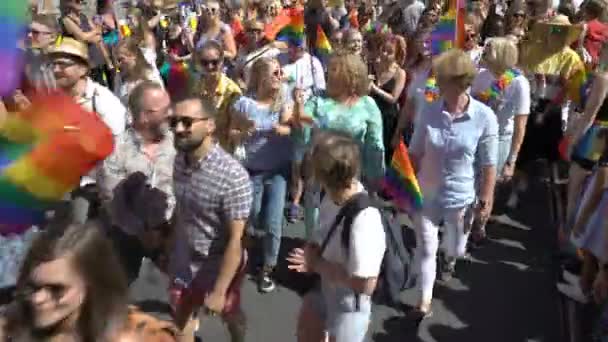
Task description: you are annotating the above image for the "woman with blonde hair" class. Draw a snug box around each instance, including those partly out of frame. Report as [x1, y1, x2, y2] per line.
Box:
[409, 49, 498, 318]
[114, 38, 164, 105]
[293, 52, 384, 239]
[229, 57, 293, 293]
[470, 37, 531, 242]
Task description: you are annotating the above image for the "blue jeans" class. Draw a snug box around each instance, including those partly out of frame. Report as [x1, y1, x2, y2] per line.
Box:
[249, 166, 289, 268]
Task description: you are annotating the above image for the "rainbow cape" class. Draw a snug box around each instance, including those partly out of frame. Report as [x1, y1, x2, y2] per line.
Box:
[315, 25, 332, 56]
[382, 139, 423, 212]
[275, 8, 305, 46]
[429, 0, 466, 55]
[0, 0, 27, 96]
[0, 93, 114, 226]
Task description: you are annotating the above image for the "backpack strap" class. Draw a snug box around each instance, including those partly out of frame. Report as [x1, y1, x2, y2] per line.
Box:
[318, 192, 372, 312]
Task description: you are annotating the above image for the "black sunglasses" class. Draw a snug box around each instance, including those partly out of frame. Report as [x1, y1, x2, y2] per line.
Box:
[200, 58, 221, 68]
[169, 116, 209, 129]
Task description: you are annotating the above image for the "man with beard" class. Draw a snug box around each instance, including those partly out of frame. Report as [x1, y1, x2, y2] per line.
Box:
[48, 37, 127, 223]
[99, 81, 176, 284]
[168, 96, 252, 342]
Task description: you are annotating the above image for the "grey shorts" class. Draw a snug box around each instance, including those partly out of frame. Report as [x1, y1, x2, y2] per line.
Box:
[308, 284, 372, 342]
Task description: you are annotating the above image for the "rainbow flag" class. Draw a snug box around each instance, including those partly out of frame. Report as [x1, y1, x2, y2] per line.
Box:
[382, 139, 423, 213]
[0, 0, 27, 96]
[275, 9, 305, 46]
[315, 25, 332, 56]
[429, 0, 466, 55]
[167, 62, 193, 100]
[0, 93, 114, 226]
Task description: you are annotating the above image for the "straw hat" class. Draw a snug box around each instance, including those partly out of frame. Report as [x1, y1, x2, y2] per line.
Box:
[533, 14, 583, 46]
[47, 37, 90, 67]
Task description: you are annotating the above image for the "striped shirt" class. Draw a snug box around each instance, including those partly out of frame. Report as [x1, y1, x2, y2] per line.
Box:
[172, 144, 252, 276]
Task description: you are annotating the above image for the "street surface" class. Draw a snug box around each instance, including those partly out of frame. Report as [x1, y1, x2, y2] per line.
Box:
[131, 179, 561, 342]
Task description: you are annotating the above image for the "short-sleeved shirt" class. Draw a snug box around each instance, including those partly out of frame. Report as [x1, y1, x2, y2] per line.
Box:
[299, 96, 385, 181]
[232, 95, 293, 171]
[172, 144, 252, 276]
[471, 69, 531, 137]
[409, 96, 499, 209]
[316, 182, 386, 279]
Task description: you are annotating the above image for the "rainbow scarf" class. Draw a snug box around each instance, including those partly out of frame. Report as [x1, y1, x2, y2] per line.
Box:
[275, 8, 305, 46]
[382, 139, 423, 213]
[0, 0, 27, 96]
[430, 0, 466, 55]
[424, 76, 440, 103]
[315, 25, 332, 56]
[0, 93, 114, 226]
[474, 68, 521, 106]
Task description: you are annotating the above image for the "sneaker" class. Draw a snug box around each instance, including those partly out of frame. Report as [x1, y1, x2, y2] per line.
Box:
[562, 269, 580, 285]
[557, 282, 589, 304]
[259, 270, 276, 293]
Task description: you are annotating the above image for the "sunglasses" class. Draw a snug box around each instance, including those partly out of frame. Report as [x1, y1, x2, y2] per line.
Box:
[18, 282, 68, 301]
[200, 58, 221, 68]
[205, 7, 219, 13]
[51, 59, 79, 69]
[169, 116, 209, 129]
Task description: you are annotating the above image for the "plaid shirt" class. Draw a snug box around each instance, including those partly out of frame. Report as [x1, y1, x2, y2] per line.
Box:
[172, 144, 252, 276]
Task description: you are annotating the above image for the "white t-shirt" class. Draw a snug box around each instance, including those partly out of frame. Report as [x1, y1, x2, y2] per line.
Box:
[316, 182, 386, 279]
[280, 52, 326, 103]
[471, 69, 531, 137]
[406, 68, 431, 126]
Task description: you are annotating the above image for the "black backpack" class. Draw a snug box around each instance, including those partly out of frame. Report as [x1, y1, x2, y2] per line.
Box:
[320, 193, 413, 308]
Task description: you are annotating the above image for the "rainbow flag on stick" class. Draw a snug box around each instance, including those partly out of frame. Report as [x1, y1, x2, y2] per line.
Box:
[429, 0, 466, 55]
[275, 8, 305, 46]
[0, 0, 27, 96]
[315, 25, 332, 56]
[167, 62, 194, 100]
[382, 139, 423, 213]
[0, 93, 114, 226]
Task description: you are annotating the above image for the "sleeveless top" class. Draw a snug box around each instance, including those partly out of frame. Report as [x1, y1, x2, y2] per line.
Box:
[61, 13, 105, 67]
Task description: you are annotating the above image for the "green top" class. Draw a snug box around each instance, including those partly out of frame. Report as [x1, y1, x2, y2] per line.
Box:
[297, 95, 385, 181]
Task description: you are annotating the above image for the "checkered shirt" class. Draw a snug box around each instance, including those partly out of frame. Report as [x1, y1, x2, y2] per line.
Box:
[173, 144, 252, 275]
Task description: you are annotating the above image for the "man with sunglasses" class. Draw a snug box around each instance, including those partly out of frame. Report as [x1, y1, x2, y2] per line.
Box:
[169, 96, 252, 342]
[48, 37, 127, 223]
[194, 41, 242, 152]
[234, 20, 281, 86]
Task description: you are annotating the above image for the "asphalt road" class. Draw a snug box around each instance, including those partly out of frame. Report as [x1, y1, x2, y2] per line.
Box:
[131, 179, 562, 342]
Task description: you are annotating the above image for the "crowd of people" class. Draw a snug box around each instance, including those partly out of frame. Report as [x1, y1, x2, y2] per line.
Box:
[3, 0, 608, 340]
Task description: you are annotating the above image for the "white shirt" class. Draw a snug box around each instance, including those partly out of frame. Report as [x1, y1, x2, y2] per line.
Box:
[78, 78, 127, 137]
[77, 78, 127, 186]
[316, 182, 386, 279]
[471, 69, 531, 137]
[406, 68, 431, 125]
[280, 52, 326, 103]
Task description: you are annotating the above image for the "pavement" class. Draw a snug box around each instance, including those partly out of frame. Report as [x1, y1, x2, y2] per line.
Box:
[131, 179, 562, 342]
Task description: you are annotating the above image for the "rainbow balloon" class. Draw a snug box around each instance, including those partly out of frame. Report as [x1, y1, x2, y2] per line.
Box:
[382, 139, 423, 213]
[0, 0, 27, 96]
[0, 93, 115, 226]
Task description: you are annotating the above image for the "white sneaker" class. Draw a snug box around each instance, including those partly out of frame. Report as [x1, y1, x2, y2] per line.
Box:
[557, 282, 589, 304]
[562, 270, 580, 285]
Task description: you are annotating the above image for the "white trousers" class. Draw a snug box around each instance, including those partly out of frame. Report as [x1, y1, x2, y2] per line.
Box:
[413, 205, 474, 303]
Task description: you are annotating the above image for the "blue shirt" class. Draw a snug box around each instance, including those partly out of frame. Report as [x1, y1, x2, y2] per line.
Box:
[409, 96, 498, 209]
[232, 96, 293, 172]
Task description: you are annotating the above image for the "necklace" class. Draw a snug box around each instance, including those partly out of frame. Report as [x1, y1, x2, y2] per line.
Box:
[475, 68, 521, 105]
[424, 76, 439, 103]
